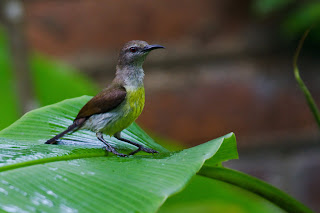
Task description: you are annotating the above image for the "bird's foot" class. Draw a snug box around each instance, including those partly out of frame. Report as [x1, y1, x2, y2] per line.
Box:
[102, 145, 112, 152]
[115, 135, 158, 156]
[97, 132, 127, 157]
[45, 139, 58, 144]
[103, 146, 128, 157]
[129, 146, 158, 155]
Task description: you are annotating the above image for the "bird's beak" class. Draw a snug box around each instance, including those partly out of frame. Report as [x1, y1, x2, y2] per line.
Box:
[143, 44, 165, 52]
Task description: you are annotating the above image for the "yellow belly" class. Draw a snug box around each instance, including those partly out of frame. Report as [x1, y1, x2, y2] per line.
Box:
[101, 86, 145, 136]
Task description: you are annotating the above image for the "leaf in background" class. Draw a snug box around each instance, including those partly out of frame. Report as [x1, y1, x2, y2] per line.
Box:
[252, 0, 293, 16]
[0, 27, 99, 130]
[0, 96, 238, 212]
[0, 28, 20, 130]
[30, 54, 98, 106]
[282, 2, 320, 41]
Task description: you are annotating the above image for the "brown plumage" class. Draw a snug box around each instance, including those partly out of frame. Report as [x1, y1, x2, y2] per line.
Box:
[76, 83, 126, 120]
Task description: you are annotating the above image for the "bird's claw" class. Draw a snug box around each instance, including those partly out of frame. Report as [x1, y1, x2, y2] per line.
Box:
[103, 144, 157, 156]
[115, 153, 128, 157]
[102, 146, 112, 152]
[142, 147, 158, 154]
[103, 146, 128, 157]
[129, 146, 158, 155]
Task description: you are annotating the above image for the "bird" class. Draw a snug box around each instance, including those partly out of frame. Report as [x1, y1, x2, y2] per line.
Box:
[45, 40, 165, 157]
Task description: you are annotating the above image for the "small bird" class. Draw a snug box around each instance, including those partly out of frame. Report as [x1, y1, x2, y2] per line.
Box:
[45, 40, 164, 157]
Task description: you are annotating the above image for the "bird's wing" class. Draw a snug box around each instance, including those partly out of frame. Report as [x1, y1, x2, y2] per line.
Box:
[75, 85, 127, 120]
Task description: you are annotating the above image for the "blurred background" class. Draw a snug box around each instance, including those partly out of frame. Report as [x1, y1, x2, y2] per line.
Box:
[0, 0, 320, 212]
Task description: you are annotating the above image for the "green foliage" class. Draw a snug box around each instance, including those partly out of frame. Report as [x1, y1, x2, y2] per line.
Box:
[0, 29, 19, 129]
[283, 2, 320, 41]
[30, 55, 98, 106]
[253, 0, 293, 16]
[252, 0, 320, 42]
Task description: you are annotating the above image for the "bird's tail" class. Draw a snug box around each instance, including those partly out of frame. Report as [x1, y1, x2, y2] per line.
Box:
[45, 118, 86, 144]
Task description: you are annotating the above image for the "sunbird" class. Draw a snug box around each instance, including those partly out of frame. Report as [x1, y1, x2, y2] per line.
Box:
[45, 40, 164, 157]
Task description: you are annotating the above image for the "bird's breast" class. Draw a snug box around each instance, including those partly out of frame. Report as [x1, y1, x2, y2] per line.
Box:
[81, 86, 145, 136]
[105, 86, 145, 135]
[124, 86, 145, 119]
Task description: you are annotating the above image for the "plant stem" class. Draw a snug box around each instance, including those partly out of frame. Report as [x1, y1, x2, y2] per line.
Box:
[293, 28, 320, 128]
[198, 166, 314, 213]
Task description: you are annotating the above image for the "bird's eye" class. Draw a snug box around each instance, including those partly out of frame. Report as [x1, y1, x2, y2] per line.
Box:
[129, 47, 138, 53]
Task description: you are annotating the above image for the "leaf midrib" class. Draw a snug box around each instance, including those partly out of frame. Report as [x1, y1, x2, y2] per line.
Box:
[0, 151, 107, 173]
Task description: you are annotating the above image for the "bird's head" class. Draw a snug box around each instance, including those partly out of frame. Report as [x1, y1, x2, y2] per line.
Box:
[117, 40, 164, 67]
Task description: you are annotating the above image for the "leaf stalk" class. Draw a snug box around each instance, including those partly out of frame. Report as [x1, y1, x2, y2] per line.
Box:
[293, 28, 320, 128]
[198, 166, 314, 213]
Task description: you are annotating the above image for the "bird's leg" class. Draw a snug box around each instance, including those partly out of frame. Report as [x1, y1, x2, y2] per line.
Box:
[96, 132, 127, 157]
[114, 132, 158, 155]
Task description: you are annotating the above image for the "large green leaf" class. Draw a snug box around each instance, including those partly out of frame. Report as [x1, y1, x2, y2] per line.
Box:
[0, 96, 237, 212]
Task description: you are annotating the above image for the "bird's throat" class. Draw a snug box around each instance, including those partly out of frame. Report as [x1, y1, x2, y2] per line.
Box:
[116, 65, 145, 89]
